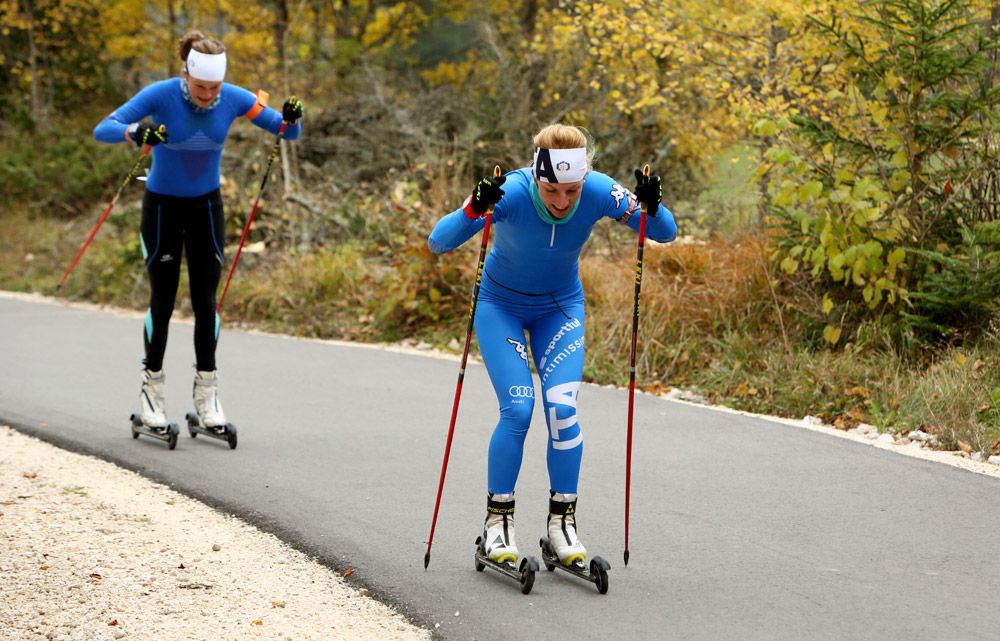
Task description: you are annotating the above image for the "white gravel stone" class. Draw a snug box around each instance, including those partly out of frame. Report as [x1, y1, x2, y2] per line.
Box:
[877, 433, 896, 444]
[908, 430, 931, 442]
[989, 455, 1000, 466]
[0, 426, 430, 641]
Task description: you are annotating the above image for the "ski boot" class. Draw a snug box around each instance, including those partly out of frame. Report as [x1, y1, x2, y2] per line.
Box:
[129, 368, 179, 449]
[539, 493, 610, 594]
[185, 369, 237, 449]
[474, 493, 538, 594]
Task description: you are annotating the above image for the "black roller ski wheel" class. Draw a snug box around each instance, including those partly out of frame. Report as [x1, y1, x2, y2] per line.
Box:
[518, 558, 536, 595]
[474, 536, 486, 572]
[185, 412, 199, 438]
[227, 429, 238, 450]
[591, 557, 610, 595]
[539, 537, 556, 571]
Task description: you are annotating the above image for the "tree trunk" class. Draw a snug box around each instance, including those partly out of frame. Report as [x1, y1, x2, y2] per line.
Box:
[20, 0, 47, 129]
[168, 0, 177, 77]
[755, 16, 783, 227]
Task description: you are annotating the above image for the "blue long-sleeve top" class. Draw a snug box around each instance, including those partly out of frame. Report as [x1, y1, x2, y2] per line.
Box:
[94, 78, 301, 198]
[428, 168, 677, 295]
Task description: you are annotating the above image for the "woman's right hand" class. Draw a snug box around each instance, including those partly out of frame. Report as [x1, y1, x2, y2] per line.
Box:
[129, 124, 168, 148]
[463, 174, 506, 218]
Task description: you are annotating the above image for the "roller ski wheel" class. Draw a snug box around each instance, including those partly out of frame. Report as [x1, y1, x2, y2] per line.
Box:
[185, 412, 238, 450]
[129, 414, 179, 450]
[474, 536, 538, 595]
[539, 536, 611, 594]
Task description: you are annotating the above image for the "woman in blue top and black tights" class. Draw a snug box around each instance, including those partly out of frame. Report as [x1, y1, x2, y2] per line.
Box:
[94, 30, 303, 433]
[428, 124, 677, 567]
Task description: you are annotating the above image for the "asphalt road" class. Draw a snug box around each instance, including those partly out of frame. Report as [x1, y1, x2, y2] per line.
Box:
[2, 292, 998, 641]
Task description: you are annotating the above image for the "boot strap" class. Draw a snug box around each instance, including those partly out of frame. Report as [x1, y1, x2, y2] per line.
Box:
[487, 496, 515, 515]
[549, 497, 577, 516]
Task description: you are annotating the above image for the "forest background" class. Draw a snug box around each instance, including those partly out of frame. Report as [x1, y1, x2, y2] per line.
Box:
[1, 0, 998, 456]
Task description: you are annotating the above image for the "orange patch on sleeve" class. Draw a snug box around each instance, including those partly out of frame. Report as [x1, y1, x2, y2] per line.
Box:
[244, 89, 270, 120]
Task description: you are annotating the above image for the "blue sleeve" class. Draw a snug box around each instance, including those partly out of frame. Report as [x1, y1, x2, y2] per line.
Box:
[428, 207, 486, 254]
[596, 173, 677, 243]
[93, 83, 161, 144]
[632, 204, 677, 242]
[234, 86, 302, 141]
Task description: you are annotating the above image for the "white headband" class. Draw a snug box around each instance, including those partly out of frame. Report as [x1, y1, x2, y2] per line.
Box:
[532, 147, 588, 183]
[186, 49, 226, 82]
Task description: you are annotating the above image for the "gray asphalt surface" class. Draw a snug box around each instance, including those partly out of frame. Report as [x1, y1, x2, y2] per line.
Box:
[1, 292, 998, 641]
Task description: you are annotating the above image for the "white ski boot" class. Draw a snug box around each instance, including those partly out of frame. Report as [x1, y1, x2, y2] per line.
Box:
[547, 492, 587, 566]
[192, 370, 227, 430]
[483, 493, 519, 564]
[139, 368, 168, 430]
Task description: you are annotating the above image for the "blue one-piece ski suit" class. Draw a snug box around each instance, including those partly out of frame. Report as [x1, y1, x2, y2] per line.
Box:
[428, 168, 677, 495]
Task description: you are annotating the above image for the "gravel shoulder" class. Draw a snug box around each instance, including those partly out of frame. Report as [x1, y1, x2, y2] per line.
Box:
[0, 425, 431, 641]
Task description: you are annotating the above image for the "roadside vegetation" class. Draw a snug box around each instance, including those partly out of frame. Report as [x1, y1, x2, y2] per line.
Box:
[1, 0, 997, 456]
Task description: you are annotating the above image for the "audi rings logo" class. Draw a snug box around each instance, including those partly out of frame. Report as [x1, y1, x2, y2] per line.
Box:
[508, 385, 535, 399]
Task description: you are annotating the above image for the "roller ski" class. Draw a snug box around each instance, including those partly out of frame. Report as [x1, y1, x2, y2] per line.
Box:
[473, 494, 539, 594]
[130, 369, 179, 449]
[538, 493, 610, 594]
[185, 370, 237, 449]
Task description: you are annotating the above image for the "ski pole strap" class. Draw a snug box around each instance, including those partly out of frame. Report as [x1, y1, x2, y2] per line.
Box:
[487, 495, 515, 514]
[549, 497, 577, 515]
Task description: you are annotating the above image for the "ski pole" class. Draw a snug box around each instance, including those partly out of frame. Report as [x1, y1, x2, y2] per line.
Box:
[624, 164, 651, 567]
[216, 117, 288, 312]
[57, 125, 164, 287]
[424, 164, 502, 570]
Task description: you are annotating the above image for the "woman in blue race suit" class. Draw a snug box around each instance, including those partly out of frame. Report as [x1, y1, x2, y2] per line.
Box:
[428, 124, 677, 566]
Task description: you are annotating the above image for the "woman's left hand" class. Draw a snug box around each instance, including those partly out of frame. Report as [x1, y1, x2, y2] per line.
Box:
[633, 169, 661, 217]
[282, 97, 303, 124]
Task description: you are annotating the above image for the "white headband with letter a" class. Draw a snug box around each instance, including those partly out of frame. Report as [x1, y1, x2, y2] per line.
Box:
[533, 147, 588, 183]
[186, 49, 227, 82]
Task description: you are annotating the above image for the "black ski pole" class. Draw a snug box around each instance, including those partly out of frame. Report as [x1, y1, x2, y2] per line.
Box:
[424, 164, 502, 570]
[217, 111, 290, 312]
[624, 164, 651, 566]
[58, 125, 164, 287]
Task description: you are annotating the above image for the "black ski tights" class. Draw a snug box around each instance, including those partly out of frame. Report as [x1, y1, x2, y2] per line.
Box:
[140, 188, 225, 372]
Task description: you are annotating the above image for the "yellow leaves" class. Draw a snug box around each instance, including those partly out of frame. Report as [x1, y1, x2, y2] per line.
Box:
[361, 3, 429, 50]
[799, 180, 824, 202]
[822, 294, 834, 315]
[889, 170, 911, 193]
[869, 103, 889, 127]
[823, 325, 842, 345]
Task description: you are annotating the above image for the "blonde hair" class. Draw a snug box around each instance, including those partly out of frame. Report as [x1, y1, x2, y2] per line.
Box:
[178, 31, 226, 63]
[533, 124, 594, 166]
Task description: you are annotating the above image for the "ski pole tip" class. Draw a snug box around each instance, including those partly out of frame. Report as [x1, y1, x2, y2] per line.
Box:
[623, 549, 630, 566]
[423, 552, 431, 570]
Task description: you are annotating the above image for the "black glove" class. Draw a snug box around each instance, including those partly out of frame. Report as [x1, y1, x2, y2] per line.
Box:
[633, 168, 662, 217]
[466, 174, 506, 217]
[282, 96, 303, 124]
[130, 124, 167, 148]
